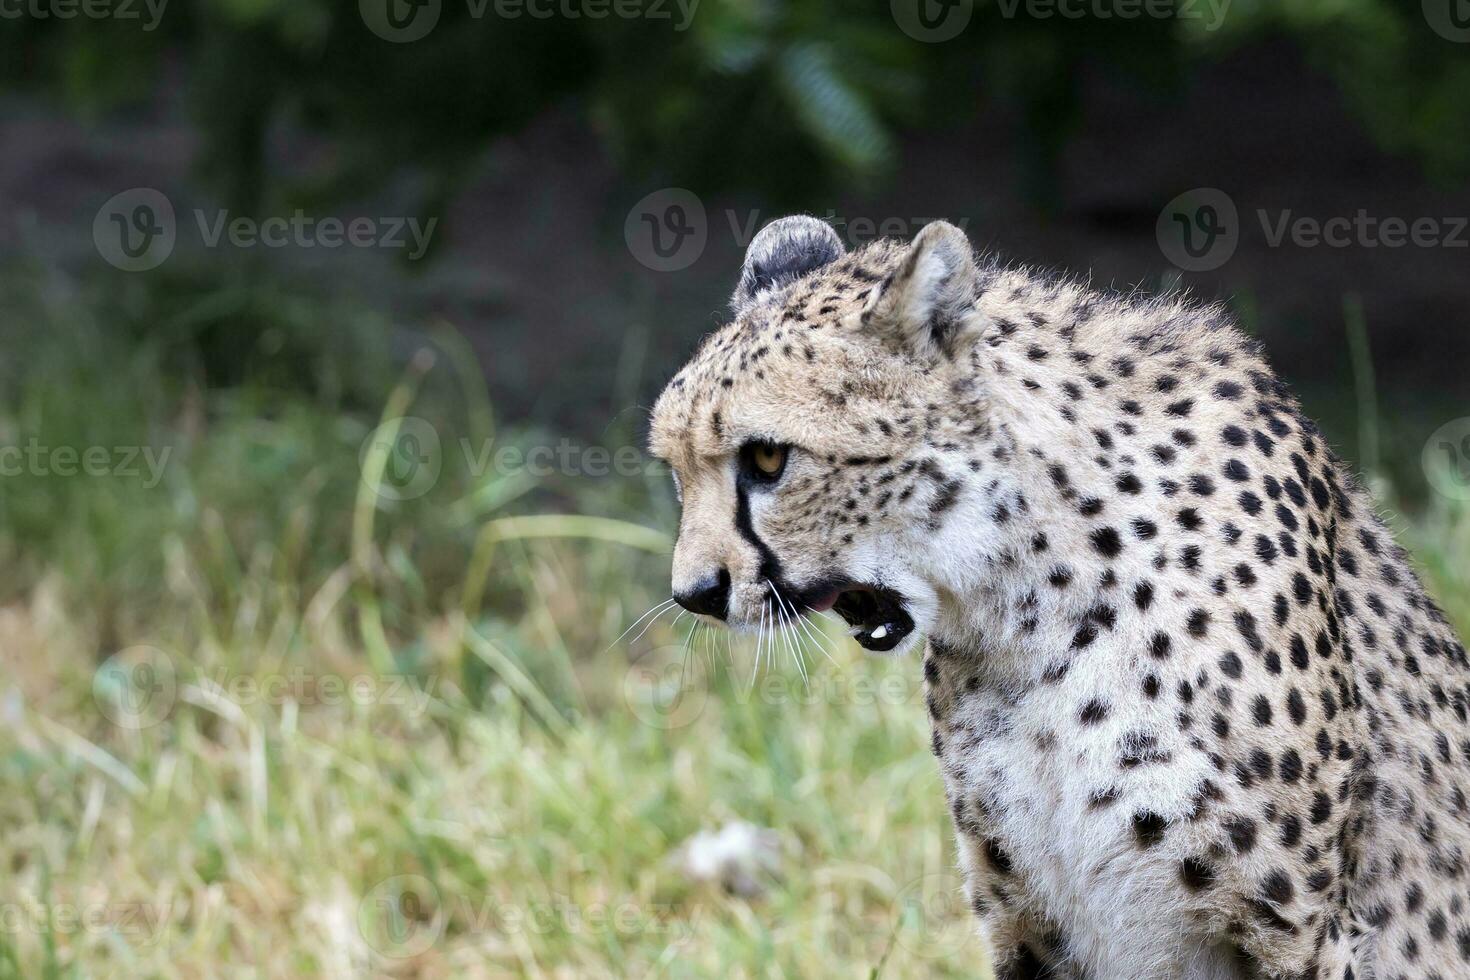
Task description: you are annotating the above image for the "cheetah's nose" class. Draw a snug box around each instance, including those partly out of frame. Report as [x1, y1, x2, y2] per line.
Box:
[674, 569, 731, 620]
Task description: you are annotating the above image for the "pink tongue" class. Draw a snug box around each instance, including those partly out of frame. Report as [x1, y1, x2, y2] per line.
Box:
[808, 590, 841, 613]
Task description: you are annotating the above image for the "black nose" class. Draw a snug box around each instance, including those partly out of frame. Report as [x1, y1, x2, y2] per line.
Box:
[674, 569, 730, 619]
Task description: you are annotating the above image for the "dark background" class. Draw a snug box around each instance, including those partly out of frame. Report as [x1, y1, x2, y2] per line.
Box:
[3, 1, 1468, 449]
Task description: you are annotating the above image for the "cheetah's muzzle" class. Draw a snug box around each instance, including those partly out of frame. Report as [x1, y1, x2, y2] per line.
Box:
[827, 585, 913, 652]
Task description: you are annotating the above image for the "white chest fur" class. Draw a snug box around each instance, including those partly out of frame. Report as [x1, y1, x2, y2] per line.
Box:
[925, 647, 1244, 980]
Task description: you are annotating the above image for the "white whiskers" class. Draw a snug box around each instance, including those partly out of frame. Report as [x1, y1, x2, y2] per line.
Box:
[606, 596, 680, 653]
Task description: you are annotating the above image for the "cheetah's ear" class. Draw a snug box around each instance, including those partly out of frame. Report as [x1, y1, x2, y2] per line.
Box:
[860, 221, 979, 360]
[731, 215, 845, 315]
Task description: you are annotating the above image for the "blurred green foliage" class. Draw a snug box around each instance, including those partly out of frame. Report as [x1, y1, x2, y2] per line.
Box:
[3, 0, 1466, 221]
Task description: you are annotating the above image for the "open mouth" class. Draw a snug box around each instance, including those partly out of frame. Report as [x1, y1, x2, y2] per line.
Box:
[821, 585, 915, 653]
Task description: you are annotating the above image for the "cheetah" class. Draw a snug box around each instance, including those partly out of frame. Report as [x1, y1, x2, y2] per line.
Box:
[648, 215, 1470, 979]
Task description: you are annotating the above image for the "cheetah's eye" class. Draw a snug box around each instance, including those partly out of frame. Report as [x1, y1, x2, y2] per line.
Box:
[740, 442, 788, 483]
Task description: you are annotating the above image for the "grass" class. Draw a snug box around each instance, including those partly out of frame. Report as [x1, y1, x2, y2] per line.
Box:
[0, 270, 984, 979]
[2, 269, 1468, 978]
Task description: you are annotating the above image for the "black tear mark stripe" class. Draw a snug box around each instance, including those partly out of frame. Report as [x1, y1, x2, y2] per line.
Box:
[735, 473, 786, 585]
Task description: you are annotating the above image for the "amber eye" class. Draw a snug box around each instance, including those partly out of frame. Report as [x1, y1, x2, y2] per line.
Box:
[741, 442, 788, 483]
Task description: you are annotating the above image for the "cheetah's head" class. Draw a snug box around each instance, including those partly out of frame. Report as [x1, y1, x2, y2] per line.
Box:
[649, 216, 989, 654]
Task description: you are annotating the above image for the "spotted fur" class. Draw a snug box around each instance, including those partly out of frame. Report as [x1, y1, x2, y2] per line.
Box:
[650, 217, 1470, 980]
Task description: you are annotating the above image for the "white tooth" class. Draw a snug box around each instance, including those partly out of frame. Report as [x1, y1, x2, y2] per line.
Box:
[870, 625, 888, 640]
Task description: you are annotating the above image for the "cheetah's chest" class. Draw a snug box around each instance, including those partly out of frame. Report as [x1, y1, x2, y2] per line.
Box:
[925, 648, 1217, 965]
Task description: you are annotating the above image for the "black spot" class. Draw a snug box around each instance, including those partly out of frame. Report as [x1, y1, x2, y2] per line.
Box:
[1133, 812, 1167, 848]
[1187, 610, 1211, 638]
[1289, 637, 1309, 672]
[1134, 582, 1154, 611]
[1252, 695, 1272, 726]
[1180, 858, 1217, 891]
[1079, 699, 1109, 725]
[1225, 816, 1258, 854]
[1189, 474, 1215, 496]
[983, 839, 1013, 875]
[1090, 527, 1124, 558]
[1000, 946, 1048, 980]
